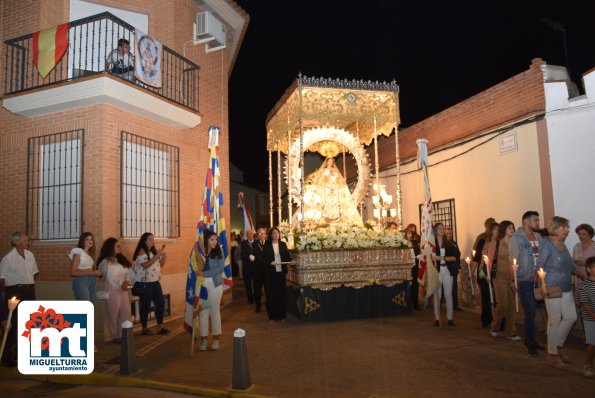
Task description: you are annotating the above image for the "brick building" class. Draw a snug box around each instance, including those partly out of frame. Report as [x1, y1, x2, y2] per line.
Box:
[352, 58, 595, 257]
[0, 0, 248, 338]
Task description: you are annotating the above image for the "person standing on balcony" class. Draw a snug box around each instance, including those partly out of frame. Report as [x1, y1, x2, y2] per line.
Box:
[105, 38, 134, 81]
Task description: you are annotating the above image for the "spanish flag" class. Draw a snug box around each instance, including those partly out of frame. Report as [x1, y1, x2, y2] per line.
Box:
[33, 23, 69, 78]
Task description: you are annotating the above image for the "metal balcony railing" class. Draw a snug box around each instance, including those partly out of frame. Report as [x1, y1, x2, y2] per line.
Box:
[4, 12, 199, 112]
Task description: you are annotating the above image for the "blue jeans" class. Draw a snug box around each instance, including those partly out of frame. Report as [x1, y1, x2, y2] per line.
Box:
[518, 281, 538, 347]
[139, 281, 165, 328]
[72, 275, 97, 303]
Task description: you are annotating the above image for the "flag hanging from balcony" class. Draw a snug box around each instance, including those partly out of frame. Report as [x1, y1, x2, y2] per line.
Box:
[135, 30, 162, 88]
[184, 126, 233, 341]
[416, 139, 439, 305]
[33, 23, 69, 78]
[238, 192, 255, 238]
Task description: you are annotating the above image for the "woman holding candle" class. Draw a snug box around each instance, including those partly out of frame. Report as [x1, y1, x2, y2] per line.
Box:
[473, 221, 498, 327]
[69, 232, 102, 302]
[537, 216, 582, 369]
[433, 223, 458, 326]
[486, 221, 521, 341]
[97, 238, 135, 343]
[263, 227, 292, 321]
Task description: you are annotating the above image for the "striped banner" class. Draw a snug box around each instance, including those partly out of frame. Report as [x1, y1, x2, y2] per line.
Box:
[33, 23, 69, 78]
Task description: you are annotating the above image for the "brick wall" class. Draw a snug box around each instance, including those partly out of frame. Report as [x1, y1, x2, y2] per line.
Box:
[0, 0, 237, 298]
[347, 58, 547, 180]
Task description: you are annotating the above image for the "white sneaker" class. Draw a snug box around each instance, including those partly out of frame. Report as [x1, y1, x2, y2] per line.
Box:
[490, 329, 498, 337]
[210, 340, 220, 350]
[199, 339, 208, 351]
[507, 335, 521, 341]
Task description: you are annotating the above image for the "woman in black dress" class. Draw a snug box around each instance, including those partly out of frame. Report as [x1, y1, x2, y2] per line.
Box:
[263, 227, 292, 321]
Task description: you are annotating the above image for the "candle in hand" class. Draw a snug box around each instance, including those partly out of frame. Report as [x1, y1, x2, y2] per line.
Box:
[512, 258, 518, 272]
[8, 296, 19, 311]
[465, 257, 471, 266]
[537, 268, 546, 280]
[482, 255, 489, 266]
[472, 250, 476, 258]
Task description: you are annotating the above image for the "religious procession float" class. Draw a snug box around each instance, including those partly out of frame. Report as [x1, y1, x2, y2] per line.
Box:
[265, 75, 414, 321]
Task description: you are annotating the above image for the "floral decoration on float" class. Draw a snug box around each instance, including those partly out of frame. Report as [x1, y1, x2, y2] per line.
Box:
[278, 221, 410, 251]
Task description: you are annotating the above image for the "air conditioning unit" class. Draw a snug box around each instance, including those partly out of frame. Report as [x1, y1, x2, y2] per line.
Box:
[195, 11, 226, 53]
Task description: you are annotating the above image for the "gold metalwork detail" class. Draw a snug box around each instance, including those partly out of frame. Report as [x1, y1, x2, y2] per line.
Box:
[392, 291, 406, 307]
[303, 297, 320, 315]
[286, 248, 412, 290]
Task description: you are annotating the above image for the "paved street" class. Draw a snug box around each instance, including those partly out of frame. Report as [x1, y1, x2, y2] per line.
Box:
[1, 281, 594, 397]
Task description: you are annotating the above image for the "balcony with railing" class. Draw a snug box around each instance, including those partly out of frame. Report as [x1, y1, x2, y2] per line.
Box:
[2, 12, 201, 128]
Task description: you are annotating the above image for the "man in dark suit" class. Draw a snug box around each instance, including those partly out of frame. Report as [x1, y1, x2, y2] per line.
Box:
[251, 227, 268, 313]
[240, 230, 256, 304]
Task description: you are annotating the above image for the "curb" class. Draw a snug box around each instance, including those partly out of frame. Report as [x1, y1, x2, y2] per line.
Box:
[0, 367, 274, 398]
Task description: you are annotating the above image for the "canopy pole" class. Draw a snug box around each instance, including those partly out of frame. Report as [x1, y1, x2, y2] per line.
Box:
[268, 149, 273, 228]
[277, 147, 282, 226]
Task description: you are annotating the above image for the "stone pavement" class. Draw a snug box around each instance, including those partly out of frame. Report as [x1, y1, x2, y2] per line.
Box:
[2, 281, 594, 397]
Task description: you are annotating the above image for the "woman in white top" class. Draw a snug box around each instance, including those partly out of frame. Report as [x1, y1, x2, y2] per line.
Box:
[133, 232, 167, 336]
[98, 238, 135, 343]
[69, 232, 101, 302]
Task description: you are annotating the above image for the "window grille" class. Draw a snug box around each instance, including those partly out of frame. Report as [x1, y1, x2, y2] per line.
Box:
[26, 130, 84, 240]
[121, 131, 179, 238]
[419, 198, 457, 241]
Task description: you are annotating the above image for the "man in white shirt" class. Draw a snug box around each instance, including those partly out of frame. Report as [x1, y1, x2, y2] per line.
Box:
[0, 231, 38, 367]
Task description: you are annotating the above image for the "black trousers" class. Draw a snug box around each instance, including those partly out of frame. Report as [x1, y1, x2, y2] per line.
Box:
[2, 284, 36, 366]
[265, 271, 287, 320]
[242, 262, 254, 303]
[478, 278, 493, 327]
[138, 281, 164, 328]
[252, 269, 266, 310]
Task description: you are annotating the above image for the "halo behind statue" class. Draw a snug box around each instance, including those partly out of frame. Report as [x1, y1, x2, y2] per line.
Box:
[286, 127, 370, 207]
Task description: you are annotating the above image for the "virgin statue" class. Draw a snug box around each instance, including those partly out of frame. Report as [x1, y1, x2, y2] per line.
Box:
[298, 158, 363, 226]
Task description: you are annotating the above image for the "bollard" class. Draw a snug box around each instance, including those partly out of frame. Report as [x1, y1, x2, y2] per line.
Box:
[120, 320, 137, 375]
[231, 328, 252, 390]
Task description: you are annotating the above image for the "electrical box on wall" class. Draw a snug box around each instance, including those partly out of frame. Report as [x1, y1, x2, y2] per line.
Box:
[194, 11, 226, 53]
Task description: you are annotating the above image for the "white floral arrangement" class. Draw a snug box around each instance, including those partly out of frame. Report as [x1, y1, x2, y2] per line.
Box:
[278, 221, 410, 251]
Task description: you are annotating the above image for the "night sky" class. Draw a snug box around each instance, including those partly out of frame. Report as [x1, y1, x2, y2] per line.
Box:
[229, 0, 595, 187]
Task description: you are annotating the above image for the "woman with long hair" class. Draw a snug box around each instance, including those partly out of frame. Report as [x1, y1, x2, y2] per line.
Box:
[197, 230, 226, 351]
[486, 220, 520, 341]
[133, 232, 167, 336]
[69, 232, 102, 302]
[473, 221, 498, 327]
[433, 223, 458, 326]
[97, 238, 134, 343]
[404, 223, 421, 310]
[538, 216, 583, 369]
[263, 227, 292, 321]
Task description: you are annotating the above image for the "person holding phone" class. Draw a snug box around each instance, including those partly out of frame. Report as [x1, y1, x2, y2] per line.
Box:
[133, 232, 168, 335]
[263, 227, 292, 321]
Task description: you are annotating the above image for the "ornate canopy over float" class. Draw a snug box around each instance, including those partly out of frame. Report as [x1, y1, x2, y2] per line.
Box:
[265, 75, 414, 321]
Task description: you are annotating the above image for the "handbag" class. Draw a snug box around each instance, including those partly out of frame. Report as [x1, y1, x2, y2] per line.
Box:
[533, 283, 562, 300]
[131, 282, 145, 297]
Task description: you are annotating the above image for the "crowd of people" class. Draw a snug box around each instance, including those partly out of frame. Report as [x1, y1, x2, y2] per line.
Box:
[1, 212, 594, 378]
[0, 230, 169, 367]
[405, 211, 594, 378]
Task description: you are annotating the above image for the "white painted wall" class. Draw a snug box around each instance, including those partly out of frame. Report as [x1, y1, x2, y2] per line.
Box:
[545, 69, 595, 249]
[367, 121, 544, 257]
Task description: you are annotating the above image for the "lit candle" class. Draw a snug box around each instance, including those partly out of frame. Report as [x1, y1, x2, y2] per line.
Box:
[483, 255, 494, 305]
[472, 250, 476, 258]
[0, 296, 20, 360]
[537, 268, 546, 280]
[512, 258, 519, 312]
[8, 296, 19, 311]
[465, 257, 475, 296]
